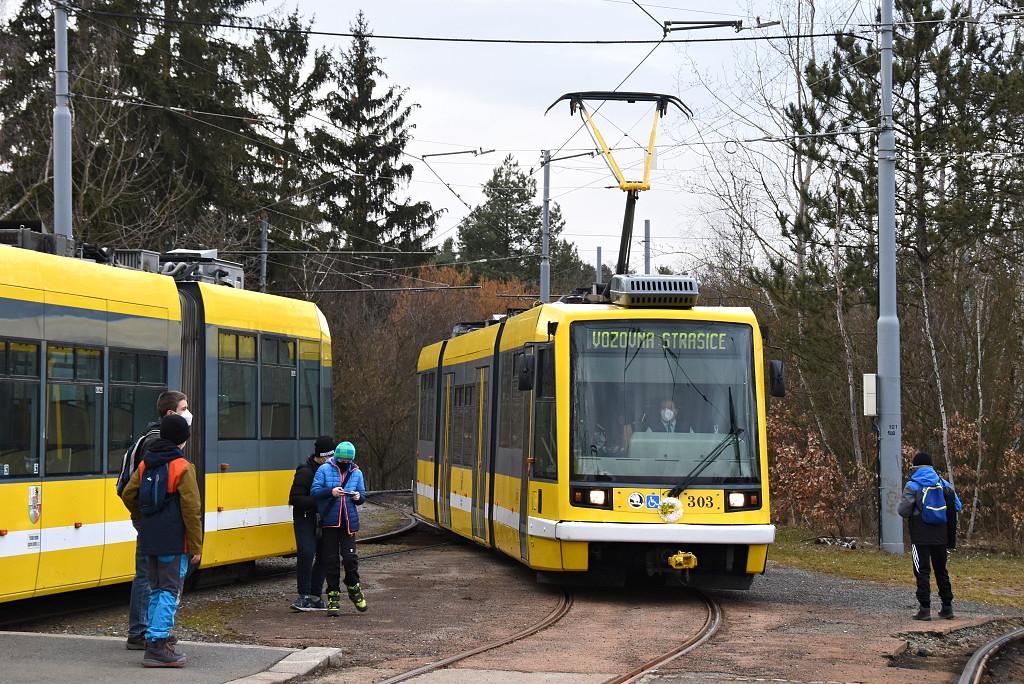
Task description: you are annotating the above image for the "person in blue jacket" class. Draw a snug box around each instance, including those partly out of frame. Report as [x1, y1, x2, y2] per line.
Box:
[897, 451, 963, 621]
[311, 441, 368, 615]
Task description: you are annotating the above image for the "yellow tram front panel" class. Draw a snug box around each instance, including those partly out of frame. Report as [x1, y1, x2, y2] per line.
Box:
[0, 481, 42, 600]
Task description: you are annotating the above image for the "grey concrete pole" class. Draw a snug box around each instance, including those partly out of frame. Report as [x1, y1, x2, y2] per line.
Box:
[596, 246, 602, 284]
[259, 215, 269, 292]
[53, 4, 72, 239]
[877, 0, 904, 555]
[540, 150, 551, 303]
[644, 219, 651, 274]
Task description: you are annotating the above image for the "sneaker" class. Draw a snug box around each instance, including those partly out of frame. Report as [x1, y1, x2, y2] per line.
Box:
[142, 639, 186, 668]
[347, 583, 368, 612]
[290, 596, 311, 612]
[307, 596, 327, 611]
[326, 590, 341, 617]
[912, 607, 931, 621]
[939, 605, 955, 619]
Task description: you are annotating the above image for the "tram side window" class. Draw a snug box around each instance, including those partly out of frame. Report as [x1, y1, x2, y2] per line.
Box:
[108, 351, 167, 472]
[298, 340, 320, 439]
[532, 346, 558, 480]
[262, 336, 296, 439]
[218, 332, 258, 440]
[0, 340, 40, 478]
[46, 344, 103, 475]
[417, 372, 436, 442]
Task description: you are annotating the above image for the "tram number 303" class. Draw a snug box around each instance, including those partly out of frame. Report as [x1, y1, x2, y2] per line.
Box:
[686, 495, 717, 509]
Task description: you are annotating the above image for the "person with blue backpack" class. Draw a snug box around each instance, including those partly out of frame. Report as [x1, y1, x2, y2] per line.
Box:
[310, 441, 368, 616]
[898, 451, 962, 621]
[121, 413, 203, 667]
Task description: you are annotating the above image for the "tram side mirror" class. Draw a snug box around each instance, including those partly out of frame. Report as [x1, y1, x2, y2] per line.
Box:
[769, 360, 786, 398]
[518, 355, 536, 391]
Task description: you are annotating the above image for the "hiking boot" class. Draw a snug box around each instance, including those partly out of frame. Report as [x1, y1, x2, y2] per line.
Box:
[308, 595, 327, 611]
[142, 639, 186, 668]
[326, 590, 341, 616]
[347, 583, 368, 612]
[126, 635, 147, 650]
[912, 607, 931, 621]
[939, 604, 955, 619]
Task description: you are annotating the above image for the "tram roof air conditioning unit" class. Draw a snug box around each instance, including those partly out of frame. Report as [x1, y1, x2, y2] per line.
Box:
[608, 274, 699, 308]
[160, 248, 245, 289]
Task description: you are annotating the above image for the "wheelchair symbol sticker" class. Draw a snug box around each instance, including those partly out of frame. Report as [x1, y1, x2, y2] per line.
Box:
[627, 493, 644, 509]
[645, 494, 661, 509]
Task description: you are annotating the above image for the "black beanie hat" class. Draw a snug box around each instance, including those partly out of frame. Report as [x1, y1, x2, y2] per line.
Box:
[161, 414, 190, 445]
[313, 435, 336, 458]
[912, 451, 933, 467]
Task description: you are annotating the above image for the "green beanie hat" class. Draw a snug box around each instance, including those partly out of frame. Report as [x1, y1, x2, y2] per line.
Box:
[334, 441, 356, 461]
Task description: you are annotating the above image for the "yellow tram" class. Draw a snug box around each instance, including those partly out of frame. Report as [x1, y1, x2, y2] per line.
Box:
[414, 275, 784, 588]
[0, 243, 331, 602]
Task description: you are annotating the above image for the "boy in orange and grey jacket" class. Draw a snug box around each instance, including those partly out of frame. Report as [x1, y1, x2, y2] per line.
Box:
[121, 414, 203, 668]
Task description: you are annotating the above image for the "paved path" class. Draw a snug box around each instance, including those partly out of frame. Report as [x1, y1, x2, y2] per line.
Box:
[0, 631, 294, 684]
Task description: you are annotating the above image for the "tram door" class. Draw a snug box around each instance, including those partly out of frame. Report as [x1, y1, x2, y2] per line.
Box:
[436, 372, 454, 528]
[471, 365, 489, 541]
[517, 348, 535, 563]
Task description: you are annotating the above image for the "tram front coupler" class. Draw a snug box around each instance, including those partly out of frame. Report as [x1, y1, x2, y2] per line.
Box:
[667, 550, 698, 570]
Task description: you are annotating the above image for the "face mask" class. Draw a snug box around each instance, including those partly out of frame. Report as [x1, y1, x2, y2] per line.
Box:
[179, 409, 193, 426]
[661, 408, 675, 423]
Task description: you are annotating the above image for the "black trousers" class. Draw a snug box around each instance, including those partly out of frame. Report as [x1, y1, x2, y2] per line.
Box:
[912, 543, 953, 607]
[318, 526, 359, 592]
[293, 513, 325, 597]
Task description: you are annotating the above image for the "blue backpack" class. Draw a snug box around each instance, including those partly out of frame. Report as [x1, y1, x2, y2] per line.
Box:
[919, 483, 949, 525]
[139, 462, 171, 516]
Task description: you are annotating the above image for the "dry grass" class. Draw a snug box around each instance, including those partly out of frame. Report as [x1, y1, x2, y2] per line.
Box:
[771, 526, 1024, 610]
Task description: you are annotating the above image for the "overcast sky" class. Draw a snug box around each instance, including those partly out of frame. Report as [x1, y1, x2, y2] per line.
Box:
[3, 0, 875, 276]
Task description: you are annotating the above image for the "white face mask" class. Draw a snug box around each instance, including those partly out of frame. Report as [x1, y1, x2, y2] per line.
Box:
[179, 409, 193, 426]
[661, 408, 675, 423]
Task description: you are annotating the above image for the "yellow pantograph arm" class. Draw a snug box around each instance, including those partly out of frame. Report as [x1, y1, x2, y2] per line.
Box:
[642, 108, 662, 187]
[579, 104, 628, 189]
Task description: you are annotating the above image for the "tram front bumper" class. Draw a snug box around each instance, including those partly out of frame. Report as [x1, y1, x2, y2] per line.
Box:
[527, 518, 776, 545]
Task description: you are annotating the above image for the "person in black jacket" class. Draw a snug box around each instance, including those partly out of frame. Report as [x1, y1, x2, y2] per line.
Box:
[288, 435, 335, 611]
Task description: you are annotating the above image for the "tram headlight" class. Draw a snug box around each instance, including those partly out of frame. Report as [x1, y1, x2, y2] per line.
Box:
[725, 490, 761, 511]
[571, 486, 613, 509]
[589, 490, 606, 506]
[728, 492, 746, 509]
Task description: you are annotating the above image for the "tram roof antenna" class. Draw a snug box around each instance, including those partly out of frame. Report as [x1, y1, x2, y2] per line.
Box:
[545, 91, 691, 279]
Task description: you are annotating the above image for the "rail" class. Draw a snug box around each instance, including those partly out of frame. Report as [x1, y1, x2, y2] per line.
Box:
[958, 626, 1024, 684]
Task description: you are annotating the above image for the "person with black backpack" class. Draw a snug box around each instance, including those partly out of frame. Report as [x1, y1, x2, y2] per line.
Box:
[898, 451, 963, 621]
[121, 414, 203, 668]
[117, 390, 190, 651]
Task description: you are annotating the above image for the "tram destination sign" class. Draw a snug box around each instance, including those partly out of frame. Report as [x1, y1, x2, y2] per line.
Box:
[583, 326, 740, 354]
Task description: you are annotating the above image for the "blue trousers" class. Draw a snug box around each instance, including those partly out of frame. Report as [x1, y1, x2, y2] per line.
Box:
[145, 554, 189, 641]
[128, 536, 150, 638]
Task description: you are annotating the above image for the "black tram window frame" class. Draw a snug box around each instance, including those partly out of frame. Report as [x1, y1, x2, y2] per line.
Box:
[217, 330, 259, 441]
[297, 339, 321, 440]
[44, 341, 105, 477]
[106, 349, 168, 473]
[260, 333, 297, 440]
[0, 337, 41, 480]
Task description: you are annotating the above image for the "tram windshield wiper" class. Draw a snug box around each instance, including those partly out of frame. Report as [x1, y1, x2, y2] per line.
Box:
[667, 388, 742, 498]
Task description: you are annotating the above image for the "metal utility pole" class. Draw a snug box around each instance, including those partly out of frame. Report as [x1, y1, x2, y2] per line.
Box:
[53, 4, 72, 238]
[595, 246, 603, 284]
[644, 219, 651, 274]
[540, 150, 551, 303]
[259, 215, 269, 292]
[877, 0, 904, 555]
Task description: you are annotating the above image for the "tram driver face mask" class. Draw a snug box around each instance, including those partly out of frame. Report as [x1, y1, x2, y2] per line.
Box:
[661, 408, 675, 423]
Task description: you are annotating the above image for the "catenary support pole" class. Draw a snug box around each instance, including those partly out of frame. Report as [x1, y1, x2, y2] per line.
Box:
[596, 246, 603, 284]
[259, 215, 269, 293]
[644, 219, 651, 274]
[877, 0, 904, 555]
[540, 150, 551, 303]
[53, 4, 72, 239]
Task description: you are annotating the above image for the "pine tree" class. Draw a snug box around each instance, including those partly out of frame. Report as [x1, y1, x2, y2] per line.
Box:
[308, 12, 439, 256]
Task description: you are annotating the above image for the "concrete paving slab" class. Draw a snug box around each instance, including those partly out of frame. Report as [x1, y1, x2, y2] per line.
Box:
[0, 631, 295, 684]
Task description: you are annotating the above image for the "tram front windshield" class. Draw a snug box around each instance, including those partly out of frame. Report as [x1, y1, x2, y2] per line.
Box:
[570, 320, 759, 486]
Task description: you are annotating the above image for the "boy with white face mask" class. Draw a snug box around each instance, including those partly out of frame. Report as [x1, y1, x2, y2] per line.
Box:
[118, 390, 190, 651]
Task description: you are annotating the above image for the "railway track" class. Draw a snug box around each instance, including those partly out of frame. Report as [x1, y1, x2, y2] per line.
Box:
[377, 589, 574, 684]
[376, 588, 720, 683]
[958, 626, 1024, 684]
